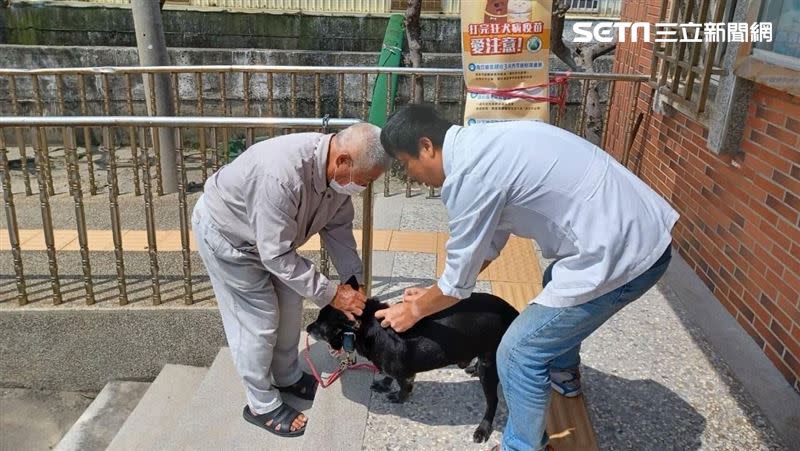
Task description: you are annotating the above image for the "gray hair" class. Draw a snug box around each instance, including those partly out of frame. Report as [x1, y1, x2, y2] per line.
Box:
[335, 122, 392, 170]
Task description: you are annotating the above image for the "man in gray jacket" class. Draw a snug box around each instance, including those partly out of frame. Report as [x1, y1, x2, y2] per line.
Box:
[192, 123, 390, 437]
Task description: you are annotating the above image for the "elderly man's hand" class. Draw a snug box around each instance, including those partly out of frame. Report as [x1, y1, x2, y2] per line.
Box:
[331, 284, 366, 321]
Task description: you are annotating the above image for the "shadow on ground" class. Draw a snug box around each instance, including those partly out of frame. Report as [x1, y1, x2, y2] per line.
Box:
[363, 365, 706, 450]
[582, 366, 706, 450]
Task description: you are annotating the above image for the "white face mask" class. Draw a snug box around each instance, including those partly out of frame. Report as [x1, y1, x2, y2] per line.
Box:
[330, 165, 367, 196]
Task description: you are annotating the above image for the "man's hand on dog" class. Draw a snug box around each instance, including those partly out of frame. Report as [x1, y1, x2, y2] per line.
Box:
[375, 286, 428, 332]
[402, 286, 428, 302]
[375, 300, 421, 333]
[331, 284, 366, 321]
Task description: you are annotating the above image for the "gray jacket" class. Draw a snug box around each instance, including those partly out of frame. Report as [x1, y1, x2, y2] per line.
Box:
[202, 132, 362, 307]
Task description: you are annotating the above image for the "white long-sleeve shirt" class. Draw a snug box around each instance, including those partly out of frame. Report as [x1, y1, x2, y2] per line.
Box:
[439, 121, 679, 307]
[202, 133, 363, 307]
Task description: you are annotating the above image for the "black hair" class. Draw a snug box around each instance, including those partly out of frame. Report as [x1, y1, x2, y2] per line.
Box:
[380, 104, 455, 159]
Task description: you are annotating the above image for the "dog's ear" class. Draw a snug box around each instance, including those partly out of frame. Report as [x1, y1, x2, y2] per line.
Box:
[344, 275, 359, 291]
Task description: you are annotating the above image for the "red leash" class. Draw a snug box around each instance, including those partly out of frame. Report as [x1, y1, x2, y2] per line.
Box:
[304, 334, 378, 388]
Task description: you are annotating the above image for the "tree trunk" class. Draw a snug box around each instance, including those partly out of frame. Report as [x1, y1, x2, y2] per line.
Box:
[552, 0, 617, 144]
[404, 0, 424, 104]
[131, 0, 178, 193]
[551, 0, 578, 70]
[574, 41, 617, 143]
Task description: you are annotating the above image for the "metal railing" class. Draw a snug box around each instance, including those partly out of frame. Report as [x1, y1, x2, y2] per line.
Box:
[0, 65, 648, 196]
[0, 116, 361, 307]
[1, 65, 648, 308]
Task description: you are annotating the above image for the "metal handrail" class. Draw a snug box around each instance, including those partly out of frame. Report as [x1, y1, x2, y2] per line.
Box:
[0, 116, 361, 127]
[0, 65, 650, 82]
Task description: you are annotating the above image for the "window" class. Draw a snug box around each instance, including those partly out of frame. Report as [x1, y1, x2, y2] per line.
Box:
[569, 0, 600, 12]
[754, 0, 800, 60]
[734, 0, 800, 96]
[649, 0, 734, 121]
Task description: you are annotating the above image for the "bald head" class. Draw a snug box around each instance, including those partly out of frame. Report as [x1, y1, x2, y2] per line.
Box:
[333, 123, 391, 171]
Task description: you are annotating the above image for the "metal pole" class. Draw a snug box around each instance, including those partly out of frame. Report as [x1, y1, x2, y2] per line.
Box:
[131, 0, 178, 194]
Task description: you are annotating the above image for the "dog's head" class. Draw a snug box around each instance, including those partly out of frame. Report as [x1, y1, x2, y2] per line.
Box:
[306, 304, 353, 351]
[306, 275, 360, 350]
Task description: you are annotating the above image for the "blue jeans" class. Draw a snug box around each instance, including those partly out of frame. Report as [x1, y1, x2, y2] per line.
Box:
[498, 245, 672, 451]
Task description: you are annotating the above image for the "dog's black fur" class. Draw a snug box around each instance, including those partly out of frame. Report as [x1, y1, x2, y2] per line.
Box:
[306, 279, 518, 443]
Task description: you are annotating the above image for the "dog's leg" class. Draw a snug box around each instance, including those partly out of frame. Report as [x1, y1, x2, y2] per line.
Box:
[473, 355, 500, 443]
[463, 357, 479, 377]
[386, 374, 415, 403]
[370, 375, 394, 393]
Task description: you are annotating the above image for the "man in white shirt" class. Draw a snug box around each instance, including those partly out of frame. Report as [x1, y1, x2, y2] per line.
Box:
[193, 123, 390, 437]
[375, 105, 678, 451]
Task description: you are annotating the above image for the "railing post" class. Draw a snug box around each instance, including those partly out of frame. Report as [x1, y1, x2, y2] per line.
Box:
[0, 129, 28, 305]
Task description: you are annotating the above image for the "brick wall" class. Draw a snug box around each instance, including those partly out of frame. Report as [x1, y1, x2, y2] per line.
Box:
[607, 0, 800, 392]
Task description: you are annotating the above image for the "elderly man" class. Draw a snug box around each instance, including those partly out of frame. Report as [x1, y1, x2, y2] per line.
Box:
[192, 123, 390, 437]
[376, 105, 678, 451]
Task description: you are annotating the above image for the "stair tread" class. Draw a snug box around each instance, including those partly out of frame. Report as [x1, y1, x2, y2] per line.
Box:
[54, 381, 150, 451]
[107, 364, 208, 451]
[301, 355, 374, 451]
[166, 335, 326, 451]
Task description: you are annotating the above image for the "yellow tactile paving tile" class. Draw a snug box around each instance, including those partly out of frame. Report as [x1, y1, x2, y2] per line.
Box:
[489, 236, 542, 283]
[347, 229, 392, 251]
[122, 230, 193, 252]
[292, 230, 393, 252]
[122, 230, 156, 251]
[298, 234, 321, 252]
[2, 229, 543, 288]
[490, 281, 542, 312]
[388, 230, 438, 253]
[0, 229, 40, 250]
[547, 393, 600, 451]
[365, 229, 392, 251]
[435, 231, 493, 280]
[160, 230, 193, 252]
[20, 230, 79, 251]
[60, 230, 129, 252]
[435, 232, 447, 278]
[436, 235, 542, 284]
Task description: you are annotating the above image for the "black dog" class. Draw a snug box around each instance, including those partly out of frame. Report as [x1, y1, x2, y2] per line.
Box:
[306, 281, 518, 443]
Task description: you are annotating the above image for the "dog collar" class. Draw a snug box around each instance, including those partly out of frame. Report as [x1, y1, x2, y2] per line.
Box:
[343, 320, 359, 354]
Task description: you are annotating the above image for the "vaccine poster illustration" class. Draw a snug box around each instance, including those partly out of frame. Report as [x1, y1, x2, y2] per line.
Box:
[461, 0, 553, 125]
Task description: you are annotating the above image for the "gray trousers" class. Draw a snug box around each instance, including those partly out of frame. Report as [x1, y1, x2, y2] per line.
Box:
[192, 195, 303, 415]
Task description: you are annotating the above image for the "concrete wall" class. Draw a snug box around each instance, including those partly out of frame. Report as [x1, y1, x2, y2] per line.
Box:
[0, 308, 226, 391]
[0, 1, 461, 52]
[0, 305, 325, 391]
[0, 1, 595, 51]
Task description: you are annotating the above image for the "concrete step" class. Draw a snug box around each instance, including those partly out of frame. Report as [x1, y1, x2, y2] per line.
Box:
[53, 381, 150, 451]
[106, 364, 208, 451]
[301, 355, 374, 451]
[166, 339, 319, 450]
[163, 335, 373, 450]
